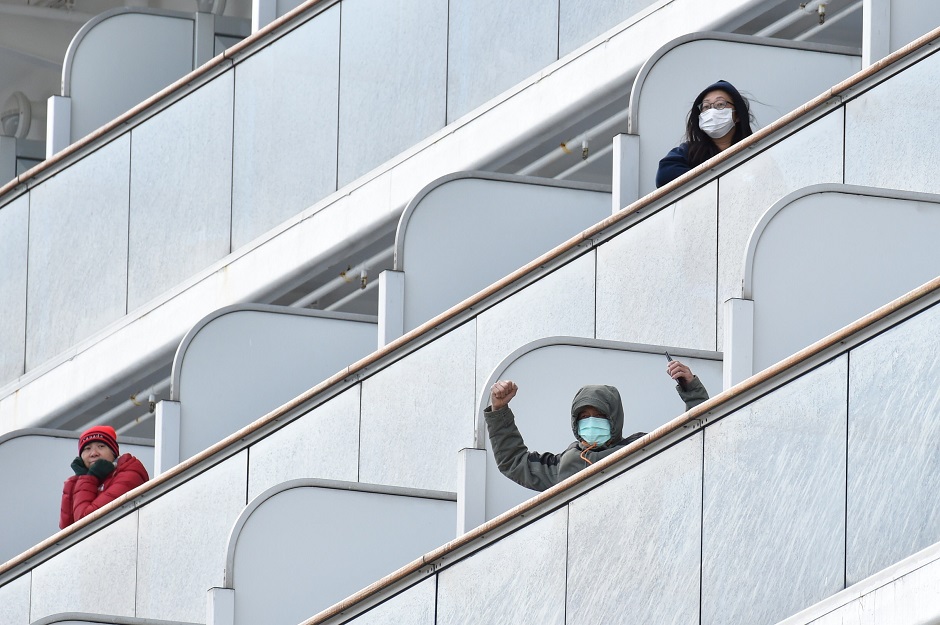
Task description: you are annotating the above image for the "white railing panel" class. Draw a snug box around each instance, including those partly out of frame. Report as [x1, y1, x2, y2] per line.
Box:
[231, 5, 340, 250]
[360, 322, 476, 493]
[25, 135, 130, 371]
[135, 451, 246, 623]
[0, 573, 29, 625]
[845, 47, 940, 195]
[847, 301, 940, 584]
[0, 194, 27, 382]
[336, 0, 447, 186]
[30, 514, 139, 622]
[127, 73, 234, 312]
[597, 180, 718, 351]
[567, 431, 703, 623]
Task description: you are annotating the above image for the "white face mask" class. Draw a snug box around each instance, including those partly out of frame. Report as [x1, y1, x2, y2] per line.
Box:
[699, 107, 735, 139]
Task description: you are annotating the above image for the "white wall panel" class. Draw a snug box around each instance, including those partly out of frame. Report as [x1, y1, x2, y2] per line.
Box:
[128, 73, 234, 311]
[247, 387, 360, 500]
[847, 302, 940, 584]
[716, 110, 843, 350]
[231, 5, 340, 249]
[30, 513, 138, 621]
[596, 181, 717, 350]
[559, 0, 655, 56]
[446, 0, 557, 122]
[0, 573, 30, 625]
[702, 357, 846, 625]
[337, 0, 447, 186]
[436, 508, 567, 625]
[359, 323, 476, 492]
[0, 195, 28, 382]
[348, 577, 436, 625]
[845, 49, 940, 194]
[567, 431, 702, 625]
[136, 451, 246, 623]
[26, 137, 130, 370]
[475, 253, 596, 403]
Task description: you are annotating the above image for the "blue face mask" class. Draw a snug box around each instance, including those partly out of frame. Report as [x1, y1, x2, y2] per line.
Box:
[578, 417, 611, 446]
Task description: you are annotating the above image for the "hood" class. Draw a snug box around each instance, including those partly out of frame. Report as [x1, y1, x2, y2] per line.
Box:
[570, 385, 625, 448]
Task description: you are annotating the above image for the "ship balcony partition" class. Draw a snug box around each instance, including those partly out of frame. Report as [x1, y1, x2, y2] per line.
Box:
[29, 615, 199, 625]
[47, 8, 250, 157]
[454, 336, 722, 532]
[377, 172, 612, 347]
[614, 31, 861, 206]
[723, 184, 940, 387]
[0, 429, 154, 566]
[155, 304, 376, 474]
[207, 479, 456, 625]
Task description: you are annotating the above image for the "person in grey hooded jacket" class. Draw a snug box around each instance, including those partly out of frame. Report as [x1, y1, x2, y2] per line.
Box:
[483, 359, 708, 491]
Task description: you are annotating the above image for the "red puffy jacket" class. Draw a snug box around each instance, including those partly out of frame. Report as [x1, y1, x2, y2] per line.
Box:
[59, 453, 150, 529]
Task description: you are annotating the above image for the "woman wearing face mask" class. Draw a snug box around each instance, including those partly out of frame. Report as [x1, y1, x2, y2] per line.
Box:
[655, 80, 754, 188]
[483, 359, 708, 492]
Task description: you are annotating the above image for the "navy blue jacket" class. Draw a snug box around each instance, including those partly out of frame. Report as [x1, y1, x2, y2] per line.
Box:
[656, 142, 692, 188]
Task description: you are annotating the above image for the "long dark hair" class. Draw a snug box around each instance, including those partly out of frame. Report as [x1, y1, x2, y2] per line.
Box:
[684, 80, 754, 168]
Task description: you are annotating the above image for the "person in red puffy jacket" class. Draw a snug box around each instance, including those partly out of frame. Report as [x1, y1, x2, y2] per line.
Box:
[59, 425, 150, 529]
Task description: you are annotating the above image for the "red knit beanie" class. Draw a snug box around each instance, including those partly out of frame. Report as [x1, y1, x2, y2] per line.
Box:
[79, 425, 119, 457]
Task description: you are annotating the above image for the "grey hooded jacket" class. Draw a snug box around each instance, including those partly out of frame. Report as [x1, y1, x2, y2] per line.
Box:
[484, 378, 708, 492]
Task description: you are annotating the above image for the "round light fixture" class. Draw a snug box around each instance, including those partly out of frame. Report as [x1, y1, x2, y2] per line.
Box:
[1, 92, 32, 140]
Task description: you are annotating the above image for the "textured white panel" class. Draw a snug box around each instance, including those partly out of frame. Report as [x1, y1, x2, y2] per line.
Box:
[567, 431, 702, 624]
[702, 357, 847, 625]
[337, 0, 447, 186]
[350, 576, 436, 625]
[359, 322, 476, 492]
[475, 253, 596, 402]
[136, 451, 246, 623]
[247, 387, 360, 499]
[716, 110, 843, 350]
[437, 509, 567, 624]
[559, 0, 655, 56]
[26, 136, 130, 370]
[596, 181, 717, 350]
[127, 72, 234, 311]
[231, 6, 340, 249]
[0, 194, 28, 382]
[0, 572, 30, 625]
[446, 0, 557, 122]
[847, 302, 940, 584]
[845, 50, 940, 194]
[31, 513, 138, 620]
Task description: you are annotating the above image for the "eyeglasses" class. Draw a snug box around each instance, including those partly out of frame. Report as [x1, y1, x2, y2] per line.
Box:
[699, 100, 734, 112]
